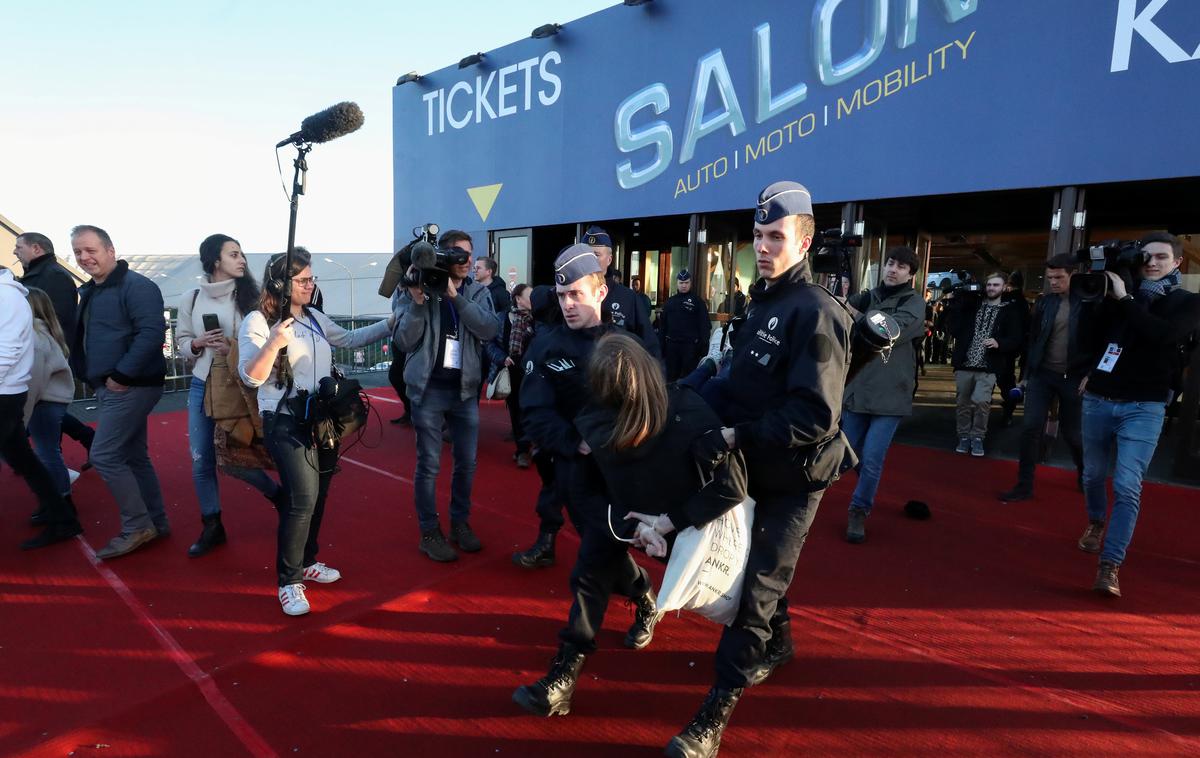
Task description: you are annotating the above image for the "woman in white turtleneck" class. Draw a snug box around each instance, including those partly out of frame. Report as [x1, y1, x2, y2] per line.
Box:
[176, 234, 282, 558]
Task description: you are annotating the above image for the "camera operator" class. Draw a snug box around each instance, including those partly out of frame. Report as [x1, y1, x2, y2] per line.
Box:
[583, 226, 659, 356]
[239, 250, 397, 616]
[1077, 232, 1200, 598]
[998, 254, 1093, 503]
[664, 182, 855, 758]
[840, 246, 926, 544]
[393, 232, 498, 563]
[945, 272, 1024, 456]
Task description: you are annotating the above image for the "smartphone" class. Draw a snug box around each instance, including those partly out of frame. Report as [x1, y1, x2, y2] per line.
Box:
[202, 313, 221, 333]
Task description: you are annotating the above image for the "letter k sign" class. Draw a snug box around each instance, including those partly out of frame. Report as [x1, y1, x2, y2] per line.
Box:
[1111, 0, 1200, 72]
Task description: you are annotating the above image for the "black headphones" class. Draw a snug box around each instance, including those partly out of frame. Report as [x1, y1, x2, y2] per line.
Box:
[264, 253, 289, 295]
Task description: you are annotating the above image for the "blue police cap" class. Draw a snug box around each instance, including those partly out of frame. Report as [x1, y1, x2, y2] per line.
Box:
[677, 269, 691, 282]
[554, 243, 603, 286]
[755, 181, 813, 224]
[583, 225, 612, 248]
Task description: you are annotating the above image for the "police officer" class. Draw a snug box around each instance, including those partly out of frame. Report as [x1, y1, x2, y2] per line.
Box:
[512, 244, 661, 718]
[583, 225, 659, 356]
[660, 269, 711, 380]
[665, 182, 855, 758]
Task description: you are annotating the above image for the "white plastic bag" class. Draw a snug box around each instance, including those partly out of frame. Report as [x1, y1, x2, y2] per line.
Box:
[657, 497, 755, 626]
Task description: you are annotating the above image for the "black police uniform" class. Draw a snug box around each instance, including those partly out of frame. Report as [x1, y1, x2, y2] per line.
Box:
[716, 256, 854, 689]
[661, 289, 711, 380]
[520, 321, 654, 652]
[603, 276, 658, 357]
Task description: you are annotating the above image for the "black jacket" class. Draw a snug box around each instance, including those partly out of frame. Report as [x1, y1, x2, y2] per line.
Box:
[20, 254, 79, 344]
[486, 278, 511, 315]
[603, 277, 658, 356]
[660, 291, 710, 350]
[1086, 288, 1200, 403]
[521, 323, 637, 458]
[1024, 292, 1096, 379]
[575, 386, 748, 536]
[725, 259, 856, 493]
[71, 260, 167, 388]
[946, 296, 1024, 373]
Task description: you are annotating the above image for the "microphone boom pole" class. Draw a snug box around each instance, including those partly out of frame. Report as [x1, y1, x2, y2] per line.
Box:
[280, 143, 311, 323]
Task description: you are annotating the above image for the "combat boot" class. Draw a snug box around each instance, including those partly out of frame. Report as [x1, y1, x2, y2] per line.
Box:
[624, 587, 661, 650]
[665, 686, 743, 758]
[512, 531, 556, 568]
[511, 644, 586, 717]
[747, 622, 795, 686]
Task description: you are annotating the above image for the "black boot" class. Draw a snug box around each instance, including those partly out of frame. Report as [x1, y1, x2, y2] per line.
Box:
[22, 510, 83, 550]
[624, 587, 661, 650]
[512, 532, 556, 569]
[188, 513, 227, 558]
[29, 507, 49, 526]
[512, 644, 586, 717]
[665, 686, 743, 758]
[747, 623, 795, 686]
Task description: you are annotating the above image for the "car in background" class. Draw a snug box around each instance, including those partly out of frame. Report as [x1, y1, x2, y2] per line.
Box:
[370, 361, 392, 371]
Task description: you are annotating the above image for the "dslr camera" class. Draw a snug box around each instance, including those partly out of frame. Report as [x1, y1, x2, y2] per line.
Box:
[1072, 240, 1146, 302]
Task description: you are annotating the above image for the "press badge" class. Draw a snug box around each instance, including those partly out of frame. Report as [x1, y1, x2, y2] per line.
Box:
[1096, 343, 1122, 373]
[443, 336, 462, 369]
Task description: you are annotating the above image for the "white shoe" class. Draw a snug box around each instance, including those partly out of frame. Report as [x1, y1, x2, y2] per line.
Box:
[278, 584, 310, 616]
[68, 468, 81, 486]
[301, 562, 342, 584]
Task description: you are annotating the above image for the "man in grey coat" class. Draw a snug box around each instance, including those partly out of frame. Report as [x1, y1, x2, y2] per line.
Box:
[70, 225, 169, 559]
[393, 244, 498, 562]
[840, 246, 927, 544]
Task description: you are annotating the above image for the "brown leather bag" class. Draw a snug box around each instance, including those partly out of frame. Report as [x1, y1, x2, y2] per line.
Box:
[205, 339, 275, 471]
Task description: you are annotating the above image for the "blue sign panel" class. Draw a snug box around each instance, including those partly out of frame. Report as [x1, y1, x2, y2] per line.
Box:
[393, 0, 1200, 244]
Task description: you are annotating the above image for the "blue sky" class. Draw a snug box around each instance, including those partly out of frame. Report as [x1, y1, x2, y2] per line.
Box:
[0, 1, 613, 255]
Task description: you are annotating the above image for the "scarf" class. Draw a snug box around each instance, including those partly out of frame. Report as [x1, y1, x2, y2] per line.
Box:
[1136, 269, 1181, 304]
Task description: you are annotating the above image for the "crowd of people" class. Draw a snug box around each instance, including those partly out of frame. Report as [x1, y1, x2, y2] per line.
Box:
[3, 180, 1198, 757]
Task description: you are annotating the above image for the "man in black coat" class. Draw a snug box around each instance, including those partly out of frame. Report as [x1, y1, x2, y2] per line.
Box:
[666, 182, 855, 758]
[584, 225, 659, 356]
[660, 269, 711, 380]
[14, 232, 95, 455]
[945, 273, 1024, 457]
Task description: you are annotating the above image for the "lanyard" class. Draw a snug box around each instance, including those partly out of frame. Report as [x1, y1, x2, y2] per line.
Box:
[444, 297, 459, 338]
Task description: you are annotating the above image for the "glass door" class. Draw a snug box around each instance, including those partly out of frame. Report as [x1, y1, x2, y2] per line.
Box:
[492, 228, 532, 293]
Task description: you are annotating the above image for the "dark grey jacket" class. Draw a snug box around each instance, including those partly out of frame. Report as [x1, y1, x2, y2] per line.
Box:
[71, 260, 166, 388]
[393, 280, 498, 404]
[843, 284, 926, 416]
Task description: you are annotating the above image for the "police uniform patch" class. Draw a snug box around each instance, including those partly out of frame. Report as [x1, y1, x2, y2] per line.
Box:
[525, 360, 534, 376]
[756, 208, 768, 222]
[768, 316, 779, 330]
[810, 333, 833, 363]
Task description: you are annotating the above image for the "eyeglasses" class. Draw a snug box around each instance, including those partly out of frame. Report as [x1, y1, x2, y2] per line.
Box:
[292, 276, 318, 287]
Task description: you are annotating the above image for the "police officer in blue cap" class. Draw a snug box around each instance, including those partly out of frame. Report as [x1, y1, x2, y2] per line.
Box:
[660, 268, 712, 380]
[583, 225, 659, 356]
[512, 244, 662, 719]
[665, 182, 855, 758]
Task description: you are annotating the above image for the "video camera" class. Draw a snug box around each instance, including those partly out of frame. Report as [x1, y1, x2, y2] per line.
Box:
[378, 223, 471, 297]
[1072, 240, 1147, 302]
[810, 228, 863, 276]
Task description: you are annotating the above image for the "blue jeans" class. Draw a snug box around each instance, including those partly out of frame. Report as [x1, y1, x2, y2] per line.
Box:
[411, 384, 479, 533]
[840, 410, 902, 512]
[188, 377, 278, 517]
[28, 401, 70, 496]
[1081, 394, 1166, 566]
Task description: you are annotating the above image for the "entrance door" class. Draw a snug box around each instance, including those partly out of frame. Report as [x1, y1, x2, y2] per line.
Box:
[492, 228, 531, 293]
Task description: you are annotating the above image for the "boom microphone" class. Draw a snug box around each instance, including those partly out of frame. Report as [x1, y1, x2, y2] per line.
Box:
[275, 102, 365, 148]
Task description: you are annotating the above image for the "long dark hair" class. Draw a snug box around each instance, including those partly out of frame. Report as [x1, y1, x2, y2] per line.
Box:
[588, 333, 668, 451]
[200, 233, 260, 316]
[257, 248, 313, 318]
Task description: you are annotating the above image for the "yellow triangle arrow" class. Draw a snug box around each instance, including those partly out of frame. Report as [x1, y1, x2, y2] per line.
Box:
[466, 183, 503, 223]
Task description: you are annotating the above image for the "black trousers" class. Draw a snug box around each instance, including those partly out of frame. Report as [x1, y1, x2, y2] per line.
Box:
[664, 340, 704, 382]
[263, 413, 338, 586]
[557, 455, 650, 654]
[387, 348, 412, 418]
[533, 450, 567, 534]
[506, 362, 530, 454]
[61, 412, 95, 447]
[1016, 369, 1084, 491]
[715, 488, 824, 688]
[0, 392, 73, 525]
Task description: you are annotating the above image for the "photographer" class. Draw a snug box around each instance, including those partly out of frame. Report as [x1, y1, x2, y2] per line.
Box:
[393, 233, 498, 563]
[946, 273, 1023, 456]
[239, 250, 396, 616]
[998, 254, 1093, 503]
[1077, 232, 1200, 598]
[841, 247, 926, 544]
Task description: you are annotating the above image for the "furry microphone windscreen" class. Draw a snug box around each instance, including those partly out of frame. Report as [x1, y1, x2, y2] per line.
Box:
[300, 102, 365, 144]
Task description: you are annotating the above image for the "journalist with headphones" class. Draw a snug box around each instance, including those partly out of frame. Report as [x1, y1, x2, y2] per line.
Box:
[239, 249, 397, 616]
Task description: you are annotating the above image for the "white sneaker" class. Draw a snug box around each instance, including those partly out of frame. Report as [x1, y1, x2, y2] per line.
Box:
[301, 562, 342, 584]
[68, 468, 81, 486]
[278, 584, 310, 616]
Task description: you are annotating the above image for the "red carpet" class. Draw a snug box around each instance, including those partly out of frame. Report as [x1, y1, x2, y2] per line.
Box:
[2, 391, 1198, 757]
